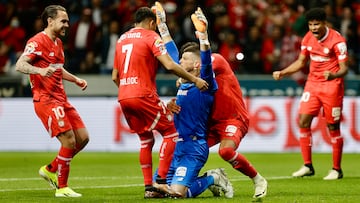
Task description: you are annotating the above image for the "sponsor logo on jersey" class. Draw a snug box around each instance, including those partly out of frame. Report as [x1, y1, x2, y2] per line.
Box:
[310, 54, 330, 62]
[175, 166, 187, 178]
[119, 31, 141, 41]
[177, 89, 188, 96]
[50, 63, 63, 69]
[225, 125, 237, 137]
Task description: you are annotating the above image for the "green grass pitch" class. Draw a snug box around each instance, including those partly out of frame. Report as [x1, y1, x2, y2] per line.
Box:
[0, 152, 359, 203]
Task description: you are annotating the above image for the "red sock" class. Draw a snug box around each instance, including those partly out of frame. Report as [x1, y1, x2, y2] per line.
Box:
[219, 147, 257, 178]
[157, 133, 177, 179]
[329, 130, 343, 170]
[57, 147, 74, 188]
[299, 128, 312, 164]
[47, 158, 58, 173]
[139, 135, 155, 186]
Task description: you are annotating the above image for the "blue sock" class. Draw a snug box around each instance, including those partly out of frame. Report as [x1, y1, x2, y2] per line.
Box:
[187, 175, 214, 197]
[152, 168, 158, 183]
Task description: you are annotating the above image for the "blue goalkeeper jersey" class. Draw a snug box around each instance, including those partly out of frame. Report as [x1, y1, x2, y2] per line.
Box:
[165, 41, 218, 142]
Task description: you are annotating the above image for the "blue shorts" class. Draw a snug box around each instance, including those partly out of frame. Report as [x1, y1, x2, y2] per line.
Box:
[167, 139, 209, 187]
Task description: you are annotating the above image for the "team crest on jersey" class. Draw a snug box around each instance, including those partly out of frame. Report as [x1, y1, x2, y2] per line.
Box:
[24, 42, 38, 55]
[323, 47, 329, 54]
[58, 119, 65, 127]
[166, 114, 173, 122]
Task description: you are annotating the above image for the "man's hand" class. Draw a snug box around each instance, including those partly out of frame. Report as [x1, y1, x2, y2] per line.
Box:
[75, 78, 88, 90]
[191, 7, 208, 33]
[39, 66, 56, 77]
[272, 71, 283, 80]
[152, 1, 166, 25]
[151, 1, 170, 37]
[175, 78, 182, 88]
[167, 98, 181, 114]
[191, 7, 209, 45]
[323, 70, 336, 80]
[194, 77, 209, 91]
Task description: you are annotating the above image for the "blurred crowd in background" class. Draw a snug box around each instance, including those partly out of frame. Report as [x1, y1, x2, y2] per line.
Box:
[0, 0, 360, 84]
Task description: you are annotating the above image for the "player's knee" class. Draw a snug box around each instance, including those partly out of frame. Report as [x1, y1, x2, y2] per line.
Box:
[298, 116, 312, 128]
[141, 138, 155, 149]
[219, 147, 236, 161]
[170, 185, 187, 198]
[327, 123, 340, 131]
[298, 120, 311, 128]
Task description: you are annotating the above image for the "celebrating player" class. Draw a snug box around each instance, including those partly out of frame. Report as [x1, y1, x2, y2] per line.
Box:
[112, 6, 209, 198]
[152, 2, 267, 199]
[273, 7, 348, 180]
[152, 4, 233, 198]
[15, 5, 89, 197]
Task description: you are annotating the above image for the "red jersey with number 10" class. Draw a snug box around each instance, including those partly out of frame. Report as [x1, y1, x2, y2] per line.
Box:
[301, 27, 348, 83]
[114, 27, 167, 100]
[23, 32, 66, 102]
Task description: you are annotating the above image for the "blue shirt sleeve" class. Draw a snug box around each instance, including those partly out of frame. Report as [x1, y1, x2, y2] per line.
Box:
[165, 41, 179, 63]
[200, 49, 218, 93]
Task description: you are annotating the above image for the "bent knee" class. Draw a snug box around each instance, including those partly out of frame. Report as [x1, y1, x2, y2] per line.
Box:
[170, 184, 187, 198]
[219, 147, 236, 161]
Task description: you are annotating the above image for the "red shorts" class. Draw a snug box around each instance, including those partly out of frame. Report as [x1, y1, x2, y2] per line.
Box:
[299, 81, 344, 124]
[119, 95, 177, 136]
[207, 118, 249, 148]
[34, 100, 85, 137]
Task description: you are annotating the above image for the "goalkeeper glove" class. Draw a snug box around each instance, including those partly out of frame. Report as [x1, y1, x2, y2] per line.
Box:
[151, 1, 170, 37]
[191, 7, 209, 45]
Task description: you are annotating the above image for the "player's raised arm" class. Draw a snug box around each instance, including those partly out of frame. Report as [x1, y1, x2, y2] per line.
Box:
[152, 2, 179, 63]
[191, 7, 210, 51]
[191, 7, 217, 91]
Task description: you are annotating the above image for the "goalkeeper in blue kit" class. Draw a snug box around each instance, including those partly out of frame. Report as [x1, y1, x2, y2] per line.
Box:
[152, 3, 234, 198]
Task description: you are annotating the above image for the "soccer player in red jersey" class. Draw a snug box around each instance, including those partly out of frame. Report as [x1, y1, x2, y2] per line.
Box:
[111, 7, 208, 198]
[273, 7, 348, 180]
[152, 1, 267, 200]
[15, 5, 89, 197]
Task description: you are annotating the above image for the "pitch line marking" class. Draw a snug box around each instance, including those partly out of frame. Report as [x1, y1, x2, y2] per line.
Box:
[0, 176, 293, 192]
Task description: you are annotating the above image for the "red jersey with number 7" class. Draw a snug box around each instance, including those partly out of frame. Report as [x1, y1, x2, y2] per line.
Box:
[300, 27, 348, 83]
[114, 27, 167, 101]
[22, 31, 66, 102]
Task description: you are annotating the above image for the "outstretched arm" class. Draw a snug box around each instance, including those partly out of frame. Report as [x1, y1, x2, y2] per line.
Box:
[192, 7, 217, 92]
[152, 1, 179, 63]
